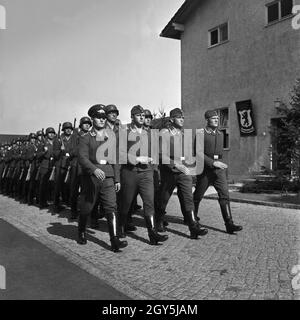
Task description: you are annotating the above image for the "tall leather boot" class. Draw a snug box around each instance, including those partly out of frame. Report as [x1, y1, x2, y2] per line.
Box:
[78, 214, 88, 245]
[194, 201, 201, 222]
[219, 200, 243, 234]
[107, 212, 128, 252]
[186, 210, 208, 239]
[145, 215, 168, 245]
[156, 208, 169, 232]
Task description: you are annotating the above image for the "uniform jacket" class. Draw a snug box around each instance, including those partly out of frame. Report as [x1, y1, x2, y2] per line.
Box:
[121, 123, 153, 172]
[78, 127, 120, 183]
[37, 138, 55, 171]
[202, 127, 224, 169]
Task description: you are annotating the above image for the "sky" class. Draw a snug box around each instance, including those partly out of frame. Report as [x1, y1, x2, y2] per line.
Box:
[0, 0, 183, 134]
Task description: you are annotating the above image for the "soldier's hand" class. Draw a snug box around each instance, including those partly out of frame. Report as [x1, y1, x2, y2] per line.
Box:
[94, 168, 106, 180]
[115, 183, 121, 192]
[44, 146, 48, 152]
[175, 164, 190, 175]
[213, 161, 228, 170]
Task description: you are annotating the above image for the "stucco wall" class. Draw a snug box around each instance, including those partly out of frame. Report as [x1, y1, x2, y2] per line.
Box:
[181, 0, 300, 180]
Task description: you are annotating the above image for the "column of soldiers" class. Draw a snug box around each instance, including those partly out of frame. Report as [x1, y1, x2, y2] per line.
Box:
[0, 105, 242, 253]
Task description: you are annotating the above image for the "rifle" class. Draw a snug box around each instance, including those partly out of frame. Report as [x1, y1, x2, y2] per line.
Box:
[25, 163, 32, 181]
[73, 118, 77, 129]
[64, 166, 71, 184]
[49, 165, 56, 182]
[35, 167, 40, 181]
[58, 123, 61, 139]
[19, 168, 24, 181]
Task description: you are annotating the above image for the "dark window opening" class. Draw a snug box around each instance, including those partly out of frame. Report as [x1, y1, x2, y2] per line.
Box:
[210, 29, 218, 46]
[281, 0, 293, 17]
[268, 2, 280, 23]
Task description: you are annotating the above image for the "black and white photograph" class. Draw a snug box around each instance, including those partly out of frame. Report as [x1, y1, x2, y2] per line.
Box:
[0, 0, 300, 308]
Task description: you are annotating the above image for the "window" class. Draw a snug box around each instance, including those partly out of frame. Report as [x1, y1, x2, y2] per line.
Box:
[216, 108, 229, 149]
[209, 22, 228, 47]
[267, 0, 293, 24]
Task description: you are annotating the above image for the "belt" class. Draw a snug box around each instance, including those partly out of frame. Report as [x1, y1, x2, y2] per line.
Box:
[213, 155, 222, 160]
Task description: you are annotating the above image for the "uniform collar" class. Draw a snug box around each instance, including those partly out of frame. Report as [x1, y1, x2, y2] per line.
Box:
[106, 121, 115, 130]
[205, 126, 221, 135]
[168, 125, 183, 136]
[129, 122, 143, 134]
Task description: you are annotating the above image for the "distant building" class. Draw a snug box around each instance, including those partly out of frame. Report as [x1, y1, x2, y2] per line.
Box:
[161, 0, 300, 181]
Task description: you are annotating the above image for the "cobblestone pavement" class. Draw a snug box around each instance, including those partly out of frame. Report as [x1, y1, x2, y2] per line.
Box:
[0, 194, 299, 300]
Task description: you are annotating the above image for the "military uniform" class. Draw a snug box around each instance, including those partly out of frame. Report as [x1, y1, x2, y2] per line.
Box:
[53, 122, 74, 212]
[77, 104, 127, 252]
[69, 117, 92, 219]
[37, 128, 56, 208]
[23, 133, 39, 205]
[193, 110, 243, 234]
[119, 105, 168, 245]
[156, 108, 207, 239]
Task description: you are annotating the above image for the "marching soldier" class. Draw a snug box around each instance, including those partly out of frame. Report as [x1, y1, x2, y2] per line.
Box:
[119, 105, 168, 245]
[193, 110, 243, 234]
[105, 104, 121, 132]
[156, 108, 208, 239]
[78, 104, 127, 252]
[37, 127, 56, 209]
[24, 133, 39, 205]
[69, 116, 92, 219]
[53, 122, 74, 213]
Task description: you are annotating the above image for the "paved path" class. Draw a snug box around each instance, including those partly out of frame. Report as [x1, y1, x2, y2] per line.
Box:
[0, 218, 129, 300]
[0, 194, 299, 300]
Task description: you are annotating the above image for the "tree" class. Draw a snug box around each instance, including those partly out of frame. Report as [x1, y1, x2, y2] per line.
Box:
[276, 78, 300, 190]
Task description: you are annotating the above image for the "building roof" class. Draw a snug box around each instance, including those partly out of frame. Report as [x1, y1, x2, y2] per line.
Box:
[160, 0, 201, 40]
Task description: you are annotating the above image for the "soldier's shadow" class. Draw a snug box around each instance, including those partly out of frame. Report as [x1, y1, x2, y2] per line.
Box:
[46, 222, 111, 251]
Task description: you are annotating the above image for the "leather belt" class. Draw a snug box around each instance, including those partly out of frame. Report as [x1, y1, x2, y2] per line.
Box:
[213, 155, 222, 160]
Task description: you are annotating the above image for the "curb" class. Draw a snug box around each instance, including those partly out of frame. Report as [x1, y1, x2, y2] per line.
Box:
[204, 195, 300, 210]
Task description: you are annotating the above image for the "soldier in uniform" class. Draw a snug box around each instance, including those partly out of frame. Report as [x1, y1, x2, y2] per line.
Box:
[53, 122, 74, 213]
[119, 105, 168, 245]
[23, 133, 39, 205]
[156, 108, 208, 239]
[193, 110, 243, 234]
[78, 104, 127, 252]
[33, 130, 44, 204]
[105, 104, 121, 132]
[69, 116, 92, 219]
[37, 127, 56, 209]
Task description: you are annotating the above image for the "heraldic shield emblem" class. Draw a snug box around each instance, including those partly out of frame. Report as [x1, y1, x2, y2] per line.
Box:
[236, 100, 257, 136]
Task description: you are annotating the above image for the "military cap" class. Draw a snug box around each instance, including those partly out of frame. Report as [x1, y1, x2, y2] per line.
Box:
[131, 105, 144, 116]
[62, 122, 73, 130]
[45, 127, 56, 135]
[105, 104, 119, 115]
[36, 130, 43, 136]
[79, 116, 92, 127]
[204, 110, 218, 119]
[144, 109, 153, 119]
[170, 108, 184, 118]
[88, 104, 106, 118]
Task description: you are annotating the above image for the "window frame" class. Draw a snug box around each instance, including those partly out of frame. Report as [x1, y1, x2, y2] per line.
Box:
[208, 22, 229, 48]
[266, 0, 294, 26]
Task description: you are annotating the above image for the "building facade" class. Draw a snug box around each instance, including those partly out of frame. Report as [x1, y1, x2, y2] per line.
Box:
[161, 0, 300, 181]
